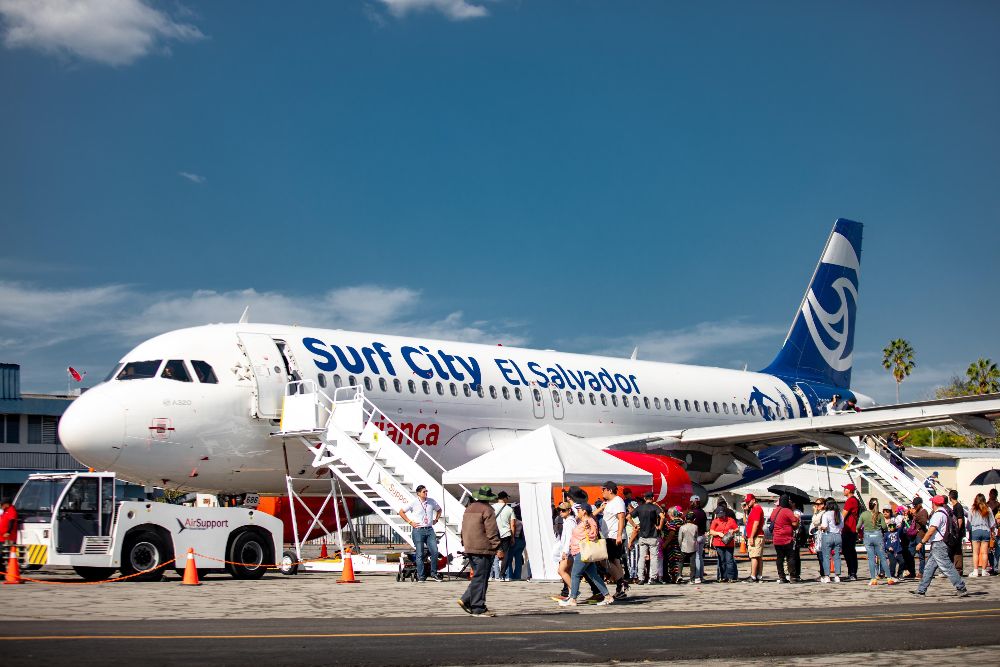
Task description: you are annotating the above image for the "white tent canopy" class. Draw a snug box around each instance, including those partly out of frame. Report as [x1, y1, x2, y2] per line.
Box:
[442, 425, 652, 582]
[442, 425, 652, 486]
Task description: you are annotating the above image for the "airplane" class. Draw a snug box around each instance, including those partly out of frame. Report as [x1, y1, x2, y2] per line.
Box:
[58, 218, 1000, 517]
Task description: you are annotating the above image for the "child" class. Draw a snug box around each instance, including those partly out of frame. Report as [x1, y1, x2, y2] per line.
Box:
[884, 509, 903, 578]
[679, 512, 699, 583]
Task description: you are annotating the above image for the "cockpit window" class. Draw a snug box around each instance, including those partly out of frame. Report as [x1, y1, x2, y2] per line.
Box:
[191, 360, 218, 384]
[161, 360, 191, 382]
[117, 360, 162, 380]
[103, 363, 124, 383]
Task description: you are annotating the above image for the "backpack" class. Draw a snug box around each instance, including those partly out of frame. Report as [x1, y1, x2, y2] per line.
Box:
[935, 507, 962, 551]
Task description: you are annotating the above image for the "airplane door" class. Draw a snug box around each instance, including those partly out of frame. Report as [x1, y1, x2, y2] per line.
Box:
[793, 383, 819, 418]
[550, 388, 565, 420]
[56, 477, 100, 553]
[531, 387, 545, 418]
[237, 333, 288, 419]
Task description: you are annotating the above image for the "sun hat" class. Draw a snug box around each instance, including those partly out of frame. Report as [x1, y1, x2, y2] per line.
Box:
[472, 486, 498, 502]
[557, 501, 572, 511]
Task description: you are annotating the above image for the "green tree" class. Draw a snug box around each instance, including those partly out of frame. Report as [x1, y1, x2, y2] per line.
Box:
[966, 358, 1000, 395]
[882, 338, 916, 404]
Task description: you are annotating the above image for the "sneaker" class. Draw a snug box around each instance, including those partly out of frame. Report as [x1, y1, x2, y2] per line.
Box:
[595, 596, 614, 606]
[584, 593, 604, 604]
[430, 575, 444, 582]
[910, 590, 926, 596]
[613, 590, 628, 600]
[776, 578, 789, 584]
[648, 578, 663, 585]
[886, 578, 898, 585]
[471, 610, 496, 617]
[550, 595, 568, 602]
[821, 577, 830, 584]
[457, 599, 473, 614]
[635, 580, 646, 585]
[868, 579, 879, 587]
[957, 589, 970, 598]
[693, 578, 703, 584]
[558, 598, 578, 607]
[847, 575, 858, 582]
[969, 570, 979, 578]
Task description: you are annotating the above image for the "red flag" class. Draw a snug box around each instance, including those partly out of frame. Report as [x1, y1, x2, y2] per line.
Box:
[68, 367, 85, 382]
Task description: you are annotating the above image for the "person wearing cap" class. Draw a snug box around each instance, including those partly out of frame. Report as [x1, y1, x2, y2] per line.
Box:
[923, 471, 942, 493]
[491, 491, 516, 581]
[809, 498, 827, 580]
[909, 496, 929, 577]
[710, 505, 739, 582]
[596, 481, 629, 599]
[628, 492, 663, 584]
[743, 494, 765, 582]
[841, 484, 861, 581]
[399, 484, 443, 582]
[458, 486, 502, 617]
[559, 503, 614, 607]
[912, 495, 969, 597]
[689, 495, 707, 584]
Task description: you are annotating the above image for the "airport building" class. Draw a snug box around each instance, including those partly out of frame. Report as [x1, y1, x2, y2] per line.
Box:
[0, 363, 85, 500]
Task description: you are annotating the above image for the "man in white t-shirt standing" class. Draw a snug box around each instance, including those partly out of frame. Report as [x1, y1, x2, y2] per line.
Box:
[399, 485, 443, 582]
[597, 480, 628, 599]
[491, 491, 516, 580]
[912, 495, 968, 597]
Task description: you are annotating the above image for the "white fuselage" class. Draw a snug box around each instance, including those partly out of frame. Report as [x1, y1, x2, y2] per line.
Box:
[59, 323, 815, 494]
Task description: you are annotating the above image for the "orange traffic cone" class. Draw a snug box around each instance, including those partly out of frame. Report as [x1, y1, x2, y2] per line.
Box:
[181, 548, 201, 586]
[319, 539, 329, 559]
[337, 547, 360, 584]
[4, 545, 23, 585]
[739, 539, 747, 556]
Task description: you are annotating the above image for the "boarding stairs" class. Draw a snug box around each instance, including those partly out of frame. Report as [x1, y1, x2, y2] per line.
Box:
[842, 435, 933, 506]
[272, 381, 470, 567]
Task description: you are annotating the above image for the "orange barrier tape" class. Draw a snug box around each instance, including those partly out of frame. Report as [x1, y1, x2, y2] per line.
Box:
[0, 558, 177, 585]
[192, 551, 352, 569]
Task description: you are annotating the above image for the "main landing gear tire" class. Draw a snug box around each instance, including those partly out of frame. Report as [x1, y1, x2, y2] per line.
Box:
[121, 530, 169, 582]
[279, 550, 299, 576]
[74, 566, 117, 582]
[228, 531, 270, 580]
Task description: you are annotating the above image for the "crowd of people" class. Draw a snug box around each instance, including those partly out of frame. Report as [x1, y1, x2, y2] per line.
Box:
[452, 480, 1000, 615]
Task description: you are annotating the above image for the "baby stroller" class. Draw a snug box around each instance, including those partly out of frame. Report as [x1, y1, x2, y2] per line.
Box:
[397, 550, 454, 582]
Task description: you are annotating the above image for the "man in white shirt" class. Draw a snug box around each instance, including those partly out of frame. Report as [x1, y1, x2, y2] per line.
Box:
[597, 480, 628, 599]
[491, 491, 516, 580]
[912, 495, 968, 597]
[399, 485, 443, 582]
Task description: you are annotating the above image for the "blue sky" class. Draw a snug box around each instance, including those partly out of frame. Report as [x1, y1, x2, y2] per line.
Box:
[1, 0, 998, 403]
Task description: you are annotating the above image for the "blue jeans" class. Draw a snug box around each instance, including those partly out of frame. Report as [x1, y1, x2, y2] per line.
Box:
[917, 542, 967, 594]
[863, 533, 890, 579]
[821, 533, 842, 576]
[908, 537, 926, 575]
[693, 536, 705, 580]
[505, 535, 526, 580]
[412, 526, 438, 580]
[716, 545, 737, 580]
[570, 553, 609, 600]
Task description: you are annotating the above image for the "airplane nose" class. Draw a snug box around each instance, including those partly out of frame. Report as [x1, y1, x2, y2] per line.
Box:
[59, 390, 126, 470]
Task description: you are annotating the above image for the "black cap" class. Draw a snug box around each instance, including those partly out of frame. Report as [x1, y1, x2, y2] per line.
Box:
[912, 496, 922, 505]
[602, 481, 618, 493]
[497, 491, 509, 500]
[568, 487, 590, 504]
[643, 491, 655, 500]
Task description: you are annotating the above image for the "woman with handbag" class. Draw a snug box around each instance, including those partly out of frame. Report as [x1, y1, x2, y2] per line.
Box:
[709, 506, 739, 583]
[558, 504, 614, 607]
[858, 497, 897, 586]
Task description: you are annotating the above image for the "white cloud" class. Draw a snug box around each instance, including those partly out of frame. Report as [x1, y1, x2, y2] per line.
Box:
[377, 0, 490, 21]
[570, 320, 785, 367]
[0, 281, 131, 328]
[178, 171, 205, 184]
[0, 0, 203, 66]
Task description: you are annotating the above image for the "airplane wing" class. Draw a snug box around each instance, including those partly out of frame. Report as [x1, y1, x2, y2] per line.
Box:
[592, 393, 1000, 468]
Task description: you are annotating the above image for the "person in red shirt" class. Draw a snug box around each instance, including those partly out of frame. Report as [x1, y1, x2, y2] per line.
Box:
[0, 498, 17, 548]
[709, 507, 739, 582]
[841, 484, 861, 581]
[771, 494, 800, 584]
[743, 493, 766, 582]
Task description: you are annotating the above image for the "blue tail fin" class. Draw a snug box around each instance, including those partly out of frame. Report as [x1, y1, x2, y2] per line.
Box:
[762, 218, 863, 389]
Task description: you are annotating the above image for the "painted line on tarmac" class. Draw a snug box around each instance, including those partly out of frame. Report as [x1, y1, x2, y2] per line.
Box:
[2, 607, 997, 642]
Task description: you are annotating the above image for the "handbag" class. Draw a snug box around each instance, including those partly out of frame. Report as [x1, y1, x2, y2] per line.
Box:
[580, 537, 608, 563]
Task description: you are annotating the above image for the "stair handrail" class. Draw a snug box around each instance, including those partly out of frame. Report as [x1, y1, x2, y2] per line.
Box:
[862, 434, 932, 489]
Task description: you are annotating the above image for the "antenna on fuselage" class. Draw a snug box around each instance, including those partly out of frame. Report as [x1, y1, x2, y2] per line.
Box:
[630, 347, 638, 361]
[239, 306, 250, 324]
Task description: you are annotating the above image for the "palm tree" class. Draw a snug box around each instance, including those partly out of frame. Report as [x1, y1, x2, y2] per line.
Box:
[966, 358, 1000, 395]
[882, 339, 916, 404]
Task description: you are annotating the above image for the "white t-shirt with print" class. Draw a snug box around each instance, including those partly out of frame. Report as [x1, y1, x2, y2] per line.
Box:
[821, 510, 842, 535]
[600, 495, 627, 538]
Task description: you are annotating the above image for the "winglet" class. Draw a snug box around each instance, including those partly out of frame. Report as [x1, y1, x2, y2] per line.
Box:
[630, 347, 638, 361]
[239, 306, 250, 324]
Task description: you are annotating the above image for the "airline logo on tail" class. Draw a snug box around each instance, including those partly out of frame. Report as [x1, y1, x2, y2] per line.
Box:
[802, 231, 860, 373]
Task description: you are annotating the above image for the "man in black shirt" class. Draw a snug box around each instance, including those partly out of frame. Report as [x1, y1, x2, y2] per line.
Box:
[628, 492, 664, 584]
[689, 495, 708, 583]
[949, 489, 966, 575]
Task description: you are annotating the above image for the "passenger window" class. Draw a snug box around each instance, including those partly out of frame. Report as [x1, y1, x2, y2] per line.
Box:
[191, 360, 218, 384]
[566, 391, 573, 404]
[684, 400, 691, 411]
[532, 388, 541, 403]
[502, 386, 510, 400]
[489, 386, 498, 399]
[318, 373, 327, 388]
[349, 376, 357, 387]
[364, 377, 373, 391]
[334, 374, 343, 388]
[654, 397, 661, 409]
[436, 382, 444, 396]
[732, 402, 738, 415]
[477, 386, 485, 398]
[394, 379, 402, 393]
[450, 383, 458, 397]
[117, 360, 162, 380]
[723, 403, 729, 414]
[422, 381, 431, 394]
[675, 399, 681, 411]
[161, 360, 191, 382]
[600, 395, 607, 407]
[578, 392, 585, 404]
[702, 401, 709, 412]
[633, 396, 640, 408]
[694, 401, 700, 412]
[713, 402, 719, 413]
[553, 389, 561, 405]
[515, 387, 523, 400]
[408, 380, 416, 393]
[611, 395, 618, 407]
[463, 384, 471, 397]
[379, 378, 387, 392]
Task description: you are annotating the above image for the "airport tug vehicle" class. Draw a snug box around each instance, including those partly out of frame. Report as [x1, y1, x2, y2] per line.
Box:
[11, 471, 283, 581]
